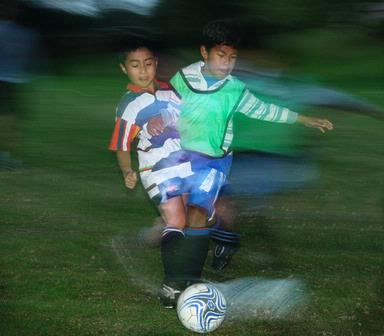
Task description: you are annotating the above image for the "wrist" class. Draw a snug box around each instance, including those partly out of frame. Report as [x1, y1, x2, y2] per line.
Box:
[296, 115, 309, 125]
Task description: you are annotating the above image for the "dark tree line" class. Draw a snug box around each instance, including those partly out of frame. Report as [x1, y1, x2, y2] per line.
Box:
[12, 0, 383, 56]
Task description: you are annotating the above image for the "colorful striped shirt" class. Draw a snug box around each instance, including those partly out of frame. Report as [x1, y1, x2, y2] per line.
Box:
[109, 81, 181, 171]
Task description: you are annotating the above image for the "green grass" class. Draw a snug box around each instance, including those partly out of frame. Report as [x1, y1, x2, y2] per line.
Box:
[1, 37, 384, 335]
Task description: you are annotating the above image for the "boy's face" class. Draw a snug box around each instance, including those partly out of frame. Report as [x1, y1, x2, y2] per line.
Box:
[200, 44, 238, 79]
[120, 47, 157, 90]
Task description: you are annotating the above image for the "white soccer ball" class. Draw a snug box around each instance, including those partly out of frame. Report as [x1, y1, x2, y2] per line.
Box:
[177, 283, 227, 333]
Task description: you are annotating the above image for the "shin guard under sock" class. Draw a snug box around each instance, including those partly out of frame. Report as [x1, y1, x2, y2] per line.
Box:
[161, 227, 185, 285]
[183, 228, 210, 282]
[210, 216, 240, 246]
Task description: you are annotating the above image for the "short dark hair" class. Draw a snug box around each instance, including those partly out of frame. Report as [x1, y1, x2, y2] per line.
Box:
[119, 39, 157, 64]
[201, 20, 242, 50]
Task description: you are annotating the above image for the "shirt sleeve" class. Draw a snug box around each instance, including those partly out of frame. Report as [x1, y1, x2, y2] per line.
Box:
[108, 117, 140, 152]
[108, 96, 142, 152]
[236, 88, 298, 124]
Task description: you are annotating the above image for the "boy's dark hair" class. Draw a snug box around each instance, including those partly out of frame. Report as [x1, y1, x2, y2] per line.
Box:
[119, 39, 157, 64]
[201, 20, 242, 50]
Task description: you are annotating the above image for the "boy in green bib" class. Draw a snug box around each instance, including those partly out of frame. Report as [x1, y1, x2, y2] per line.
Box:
[149, 20, 333, 308]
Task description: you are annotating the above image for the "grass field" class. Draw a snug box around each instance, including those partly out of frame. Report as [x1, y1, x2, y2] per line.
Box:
[1, 34, 384, 335]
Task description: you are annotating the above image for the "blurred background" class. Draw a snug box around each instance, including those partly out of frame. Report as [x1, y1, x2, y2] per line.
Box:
[1, 0, 383, 161]
[8, 0, 384, 53]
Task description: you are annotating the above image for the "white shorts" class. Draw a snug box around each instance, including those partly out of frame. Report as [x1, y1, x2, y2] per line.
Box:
[139, 170, 161, 201]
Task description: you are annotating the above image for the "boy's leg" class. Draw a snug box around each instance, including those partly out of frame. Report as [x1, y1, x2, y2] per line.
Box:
[156, 152, 227, 306]
[183, 158, 229, 278]
[159, 203, 207, 273]
[158, 204, 210, 308]
[183, 206, 210, 281]
[137, 170, 164, 247]
[210, 197, 240, 270]
[158, 196, 188, 308]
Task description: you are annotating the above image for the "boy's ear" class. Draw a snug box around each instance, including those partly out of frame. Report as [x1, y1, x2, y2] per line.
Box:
[120, 63, 127, 74]
[200, 46, 208, 61]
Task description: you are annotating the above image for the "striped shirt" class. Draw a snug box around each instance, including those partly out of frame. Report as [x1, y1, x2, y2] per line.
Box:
[109, 81, 181, 171]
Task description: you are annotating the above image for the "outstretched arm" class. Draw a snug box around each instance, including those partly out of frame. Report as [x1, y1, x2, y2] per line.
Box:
[296, 115, 334, 133]
[116, 150, 138, 189]
[237, 89, 334, 132]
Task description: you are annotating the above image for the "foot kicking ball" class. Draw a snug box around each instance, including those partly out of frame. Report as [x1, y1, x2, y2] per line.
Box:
[177, 283, 226, 333]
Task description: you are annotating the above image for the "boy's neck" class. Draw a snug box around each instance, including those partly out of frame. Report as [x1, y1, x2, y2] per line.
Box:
[201, 68, 222, 87]
[146, 83, 155, 93]
[201, 64, 228, 83]
[127, 81, 156, 94]
[201, 66, 215, 79]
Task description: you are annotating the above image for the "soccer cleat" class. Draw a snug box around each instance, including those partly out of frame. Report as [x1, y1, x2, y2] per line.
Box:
[211, 243, 239, 271]
[157, 282, 182, 309]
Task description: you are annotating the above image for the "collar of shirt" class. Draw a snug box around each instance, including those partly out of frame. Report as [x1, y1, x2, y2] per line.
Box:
[126, 79, 168, 94]
[181, 61, 233, 91]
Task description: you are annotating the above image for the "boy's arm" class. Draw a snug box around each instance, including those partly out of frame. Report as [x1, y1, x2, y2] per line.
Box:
[237, 89, 333, 132]
[109, 110, 140, 190]
[237, 88, 298, 123]
[116, 150, 138, 189]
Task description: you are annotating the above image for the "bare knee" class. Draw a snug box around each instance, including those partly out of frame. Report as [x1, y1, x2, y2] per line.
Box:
[187, 206, 207, 228]
[159, 196, 186, 229]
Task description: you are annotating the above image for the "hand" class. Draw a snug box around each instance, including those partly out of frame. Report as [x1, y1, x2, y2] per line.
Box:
[297, 115, 334, 133]
[147, 116, 165, 136]
[124, 170, 138, 189]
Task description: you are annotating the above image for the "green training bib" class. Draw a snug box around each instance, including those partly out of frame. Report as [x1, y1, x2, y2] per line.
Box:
[171, 71, 245, 157]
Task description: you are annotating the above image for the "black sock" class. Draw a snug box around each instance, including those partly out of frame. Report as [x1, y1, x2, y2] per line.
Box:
[183, 228, 210, 282]
[161, 227, 185, 286]
[161, 227, 210, 286]
[210, 217, 240, 247]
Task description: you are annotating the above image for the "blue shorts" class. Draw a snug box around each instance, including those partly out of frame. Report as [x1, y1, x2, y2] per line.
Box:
[150, 150, 232, 216]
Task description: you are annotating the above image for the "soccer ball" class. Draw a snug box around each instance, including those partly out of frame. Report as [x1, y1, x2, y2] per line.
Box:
[177, 283, 227, 333]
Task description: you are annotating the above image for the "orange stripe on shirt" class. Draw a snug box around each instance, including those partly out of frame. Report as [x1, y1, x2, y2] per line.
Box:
[109, 119, 141, 152]
[108, 118, 122, 151]
[126, 124, 140, 148]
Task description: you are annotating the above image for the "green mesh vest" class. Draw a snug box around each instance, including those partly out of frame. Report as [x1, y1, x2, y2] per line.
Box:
[171, 71, 246, 157]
